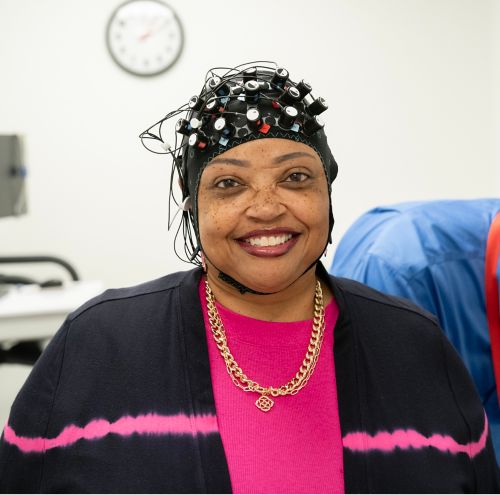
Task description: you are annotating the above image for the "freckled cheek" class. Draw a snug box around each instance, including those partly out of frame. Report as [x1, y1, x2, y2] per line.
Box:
[198, 201, 241, 247]
[289, 193, 329, 228]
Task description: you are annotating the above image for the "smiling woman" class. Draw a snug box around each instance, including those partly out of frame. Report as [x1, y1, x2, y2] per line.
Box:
[0, 62, 499, 493]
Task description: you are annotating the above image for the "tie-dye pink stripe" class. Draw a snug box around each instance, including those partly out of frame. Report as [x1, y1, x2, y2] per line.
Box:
[3, 413, 218, 454]
[5, 412, 489, 459]
[342, 414, 489, 459]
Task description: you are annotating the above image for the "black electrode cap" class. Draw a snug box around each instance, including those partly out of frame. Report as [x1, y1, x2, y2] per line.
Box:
[243, 67, 258, 82]
[217, 83, 230, 96]
[244, 80, 260, 96]
[175, 118, 191, 135]
[297, 79, 312, 99]
[188, 132, 208, 149]
[279, 106, 299, 128]
[280, 86, 301, 105]
[246, 108, 262, 130]
[303, 115, 325, 136]
[206, 76, 221, 91]
[214, 117, 234, 137]
[205, 97, 218, 112]
[189, 117, 202, 130]
[207, 76, 230, 97]
[308, 97, 328, 116]
[271, 67, 289, 87]
[188, 95, 205, 111]
[214, 117, 227, 132]
[231, 86, 244, 96]
[244, 80, 260, 103]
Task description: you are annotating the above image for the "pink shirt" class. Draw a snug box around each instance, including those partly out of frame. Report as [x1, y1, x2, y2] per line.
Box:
[199, 280, 344, 494]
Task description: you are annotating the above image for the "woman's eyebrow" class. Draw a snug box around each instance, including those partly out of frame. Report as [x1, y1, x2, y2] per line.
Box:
[272, 151, 316, 164]
[208, 157, 250, 166]
[209, 152, 315, 167]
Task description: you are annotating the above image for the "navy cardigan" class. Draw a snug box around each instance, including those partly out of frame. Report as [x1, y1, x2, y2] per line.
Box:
[0, 266, 499, 493]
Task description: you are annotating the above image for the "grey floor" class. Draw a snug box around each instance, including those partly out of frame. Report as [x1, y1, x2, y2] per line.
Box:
[0, 364, 32, 427]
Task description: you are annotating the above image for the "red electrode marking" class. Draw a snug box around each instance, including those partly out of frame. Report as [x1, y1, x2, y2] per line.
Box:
[272, 101, 280, 110]
[198, 141, 207, 150]
[486, 211, 500, 405]
[259, 123, 271, 134]
[219, 107, 225, 113]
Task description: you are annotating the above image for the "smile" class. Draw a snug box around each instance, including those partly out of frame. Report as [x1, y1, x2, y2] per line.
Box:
[244, 234, 293, 247]
[236, 230, 299, 257]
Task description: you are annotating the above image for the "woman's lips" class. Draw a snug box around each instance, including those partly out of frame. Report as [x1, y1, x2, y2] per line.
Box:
[236, 231, 300, 257]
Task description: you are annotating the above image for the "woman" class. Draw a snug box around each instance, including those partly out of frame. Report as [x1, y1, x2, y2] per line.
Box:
[0, 62, 498, 493]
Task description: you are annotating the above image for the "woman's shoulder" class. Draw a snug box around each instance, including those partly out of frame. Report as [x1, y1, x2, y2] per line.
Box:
[332, 274, 439, 325]
[68, 268, 200, 323]
[329, 274, 445, 355]
[57, 268, 202, 348]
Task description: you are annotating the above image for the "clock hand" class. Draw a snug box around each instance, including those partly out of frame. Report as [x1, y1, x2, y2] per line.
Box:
[138, 18, 170, 42]
[139, 31, 152, 41]
[138, 17, 158, 42]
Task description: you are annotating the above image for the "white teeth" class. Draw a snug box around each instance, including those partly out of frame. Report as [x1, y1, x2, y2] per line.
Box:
[246, 234, 293, 247]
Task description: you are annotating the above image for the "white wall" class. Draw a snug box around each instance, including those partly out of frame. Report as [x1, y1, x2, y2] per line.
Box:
[494, 0, 500, 190]
[0, 0, 498, 289]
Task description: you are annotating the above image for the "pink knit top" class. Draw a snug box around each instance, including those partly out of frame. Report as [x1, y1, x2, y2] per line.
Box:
[199, 280, 345, 494]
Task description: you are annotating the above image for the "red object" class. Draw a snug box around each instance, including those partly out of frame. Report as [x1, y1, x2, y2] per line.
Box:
[485, 211, 500, 405]
[259, 123, 271, 134]
[198, 141, 207, 150]
[271, 101, 280, 109]
[219, 107, 225, 113]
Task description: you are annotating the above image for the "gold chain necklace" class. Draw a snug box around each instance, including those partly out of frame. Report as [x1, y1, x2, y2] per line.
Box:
[205, 280, 326, 412]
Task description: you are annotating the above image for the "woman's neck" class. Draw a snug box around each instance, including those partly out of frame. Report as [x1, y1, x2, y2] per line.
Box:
[204, 267, 332, 322]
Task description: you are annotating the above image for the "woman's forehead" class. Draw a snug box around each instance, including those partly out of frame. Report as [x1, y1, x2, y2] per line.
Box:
[206, 138, 322, 168]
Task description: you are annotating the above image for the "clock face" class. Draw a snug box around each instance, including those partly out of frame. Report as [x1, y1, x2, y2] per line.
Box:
[106, 0, 183, 77]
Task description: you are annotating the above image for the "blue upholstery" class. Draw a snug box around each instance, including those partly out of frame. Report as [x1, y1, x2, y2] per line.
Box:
[330, 199, 500, 462]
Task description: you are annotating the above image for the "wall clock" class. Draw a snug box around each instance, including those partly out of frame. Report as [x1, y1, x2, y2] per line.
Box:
[106, 0, 183, 77]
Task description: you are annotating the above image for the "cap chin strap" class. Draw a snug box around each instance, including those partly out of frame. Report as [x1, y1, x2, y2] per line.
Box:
[205, 236, 329, 295]
[217, 270, 268, 295]
[216, 261, 318, 295]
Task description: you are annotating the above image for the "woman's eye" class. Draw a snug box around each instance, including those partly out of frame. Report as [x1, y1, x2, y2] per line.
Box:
[215, 178, 240, 189]
[285, 172, 309, 183]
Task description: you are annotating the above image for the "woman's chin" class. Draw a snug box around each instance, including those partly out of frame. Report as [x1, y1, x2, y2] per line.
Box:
[222, 272, 294, 295]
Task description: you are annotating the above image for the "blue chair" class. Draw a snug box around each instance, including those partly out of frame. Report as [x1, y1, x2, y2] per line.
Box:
[330, 199, 500, 462]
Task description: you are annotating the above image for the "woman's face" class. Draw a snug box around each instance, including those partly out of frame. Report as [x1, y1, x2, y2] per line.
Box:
[197, 138, 330, 293]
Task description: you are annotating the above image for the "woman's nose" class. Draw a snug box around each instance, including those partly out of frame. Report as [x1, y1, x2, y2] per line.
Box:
[245, 188, 286, 221]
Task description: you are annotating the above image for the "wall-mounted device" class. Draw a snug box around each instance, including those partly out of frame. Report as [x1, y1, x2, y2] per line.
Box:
[0, 135, 27, 218]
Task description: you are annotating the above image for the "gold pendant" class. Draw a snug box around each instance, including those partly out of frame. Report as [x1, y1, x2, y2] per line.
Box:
[255, 394, 274, 412]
